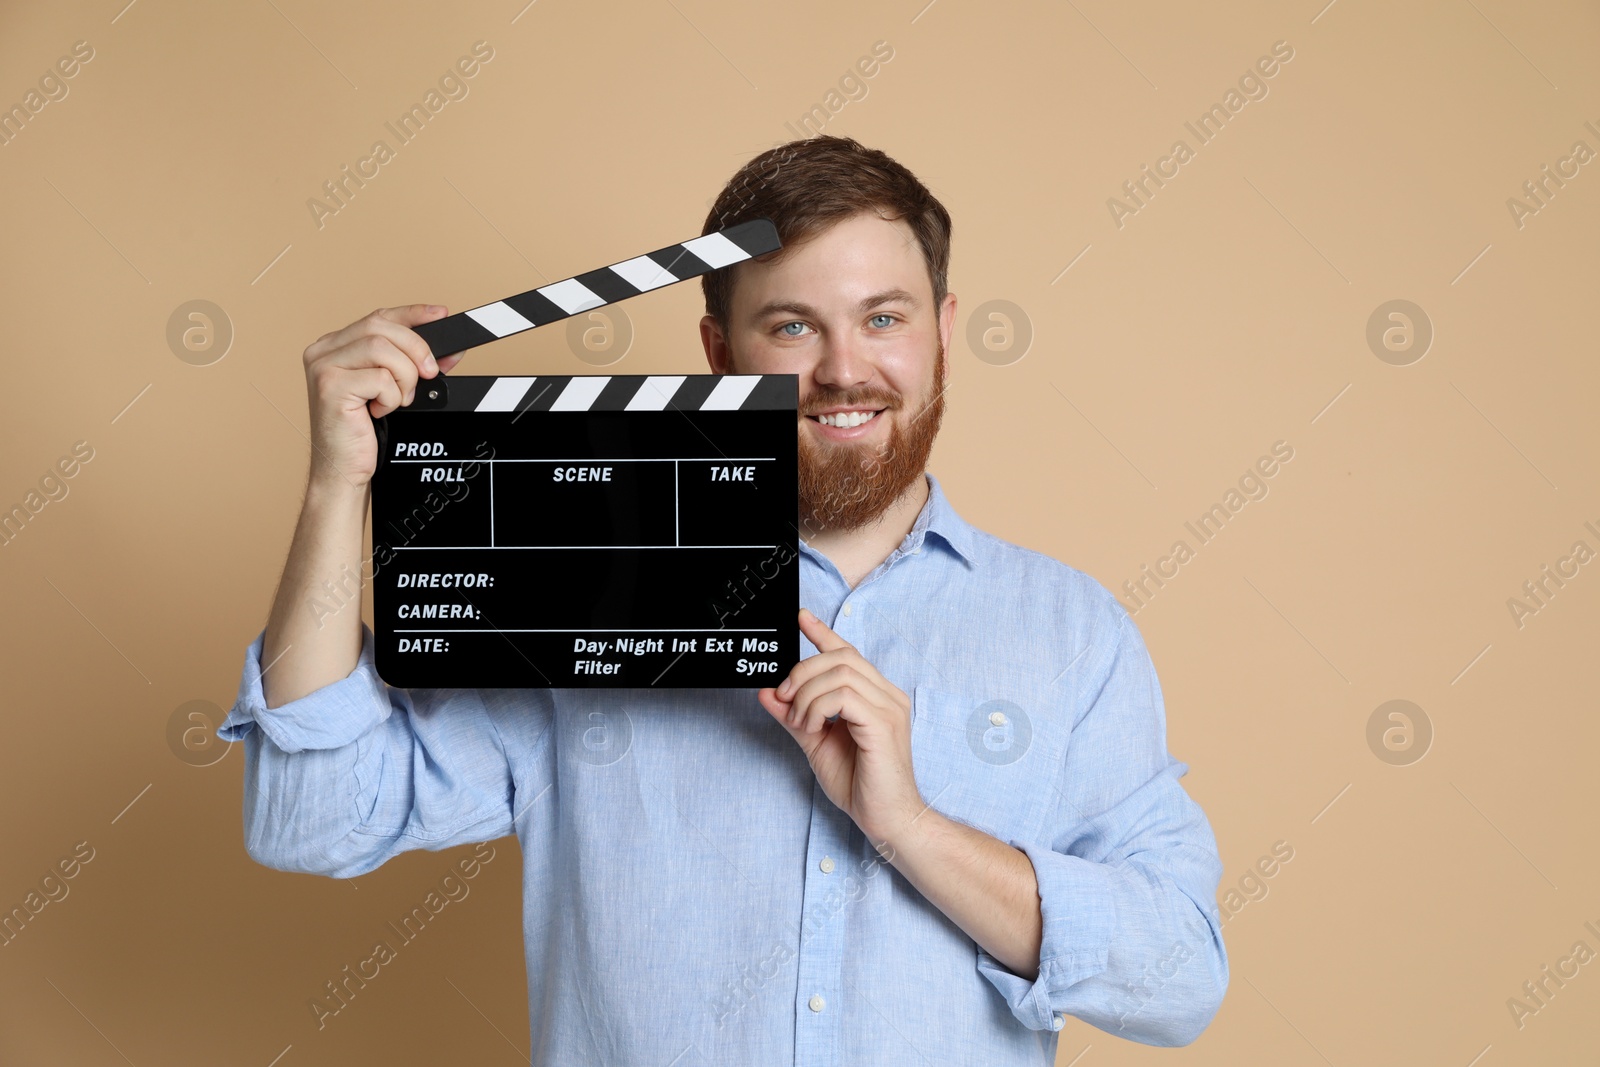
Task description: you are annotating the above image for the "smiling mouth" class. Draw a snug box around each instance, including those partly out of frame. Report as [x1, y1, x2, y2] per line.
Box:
[805, 409, 884, 428]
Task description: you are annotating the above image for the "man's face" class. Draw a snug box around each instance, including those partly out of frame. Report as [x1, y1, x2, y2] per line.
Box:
[700, 211, 956, 534]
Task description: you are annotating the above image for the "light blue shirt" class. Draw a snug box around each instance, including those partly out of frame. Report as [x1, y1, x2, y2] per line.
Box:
[220, 472, 1228, 1062]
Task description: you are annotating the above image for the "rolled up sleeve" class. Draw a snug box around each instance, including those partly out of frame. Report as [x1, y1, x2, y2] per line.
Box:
[976, 608, 1229, 1046]
[218, 622, 523, 879]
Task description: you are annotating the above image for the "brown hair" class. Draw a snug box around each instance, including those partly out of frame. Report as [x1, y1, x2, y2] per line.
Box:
[700, 135, 953, 332]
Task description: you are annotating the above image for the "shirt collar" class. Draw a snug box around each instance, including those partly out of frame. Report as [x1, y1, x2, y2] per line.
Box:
[798, 472, 980, 571]
[912, 471, 980, 568]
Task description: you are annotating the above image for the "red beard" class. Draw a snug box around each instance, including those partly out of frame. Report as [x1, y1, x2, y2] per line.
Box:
[797, 337, 947, 535]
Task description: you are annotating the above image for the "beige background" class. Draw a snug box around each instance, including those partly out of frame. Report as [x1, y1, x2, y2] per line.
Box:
[1, 0, 1596, 1062]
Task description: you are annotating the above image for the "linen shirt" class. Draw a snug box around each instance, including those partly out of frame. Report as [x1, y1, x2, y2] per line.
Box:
[219, 472, 1228, 1063]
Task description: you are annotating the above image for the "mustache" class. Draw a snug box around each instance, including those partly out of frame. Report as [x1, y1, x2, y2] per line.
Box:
[800, 387, 901, 417]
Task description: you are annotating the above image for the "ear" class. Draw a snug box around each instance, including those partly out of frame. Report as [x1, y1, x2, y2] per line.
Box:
[700, 314, 732, 374]
[937, 290, 957, 359]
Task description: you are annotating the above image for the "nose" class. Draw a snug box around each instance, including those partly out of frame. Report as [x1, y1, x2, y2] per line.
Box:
[812, 331, 873, 392]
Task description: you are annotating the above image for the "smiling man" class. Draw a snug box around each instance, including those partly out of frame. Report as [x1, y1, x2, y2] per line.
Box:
[220, 135, 1228, 1063]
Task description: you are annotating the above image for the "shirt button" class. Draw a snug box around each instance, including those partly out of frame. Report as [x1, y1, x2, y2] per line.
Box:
[842, 601, 853, 617]
[989, 710, 1007, 726]
[1051, 1013, 1065, 1030]
[819, 856, 835, 874]
[808, 994, 826, 1013]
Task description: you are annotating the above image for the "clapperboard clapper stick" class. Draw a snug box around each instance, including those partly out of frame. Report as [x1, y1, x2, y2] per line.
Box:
[410, 218, 782, 361]
[370, 218, 800, 689]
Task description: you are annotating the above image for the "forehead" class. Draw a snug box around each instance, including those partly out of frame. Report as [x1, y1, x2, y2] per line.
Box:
[727, 211, 930, 316]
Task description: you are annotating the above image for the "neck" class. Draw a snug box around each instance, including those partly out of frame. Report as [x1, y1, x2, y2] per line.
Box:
[800, 473, 930, 589]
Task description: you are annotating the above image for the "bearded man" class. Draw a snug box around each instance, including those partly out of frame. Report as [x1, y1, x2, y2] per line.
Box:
[221, 134, 1228, 1063]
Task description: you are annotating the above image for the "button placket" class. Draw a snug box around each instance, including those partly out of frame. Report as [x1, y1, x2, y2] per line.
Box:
[794, 777, 849, 1060]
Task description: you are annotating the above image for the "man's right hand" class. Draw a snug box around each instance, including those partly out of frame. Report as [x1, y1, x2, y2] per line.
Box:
[302, 304, 462, 488]
[261, 303, 461, 707]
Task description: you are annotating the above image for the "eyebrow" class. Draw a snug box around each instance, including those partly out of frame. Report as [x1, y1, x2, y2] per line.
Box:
[750, 287, 920, 322]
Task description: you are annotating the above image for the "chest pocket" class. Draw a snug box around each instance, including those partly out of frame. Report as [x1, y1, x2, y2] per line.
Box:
[909, 685, 1051, 845]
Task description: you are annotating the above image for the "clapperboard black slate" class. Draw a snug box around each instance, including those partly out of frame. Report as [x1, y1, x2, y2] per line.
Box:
[370, 219, 800, 689]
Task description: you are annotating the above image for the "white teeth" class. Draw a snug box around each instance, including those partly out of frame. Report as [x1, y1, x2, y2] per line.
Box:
[816, 410, 878, 428]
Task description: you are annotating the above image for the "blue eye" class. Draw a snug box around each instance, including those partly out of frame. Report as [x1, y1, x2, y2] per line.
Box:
[870, 314, 894, 328]
[780, 321, 808, 337]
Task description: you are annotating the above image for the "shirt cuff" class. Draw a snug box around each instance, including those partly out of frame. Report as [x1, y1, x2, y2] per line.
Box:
[216, 623, 394, 754]
[975, 838, 1119, 1032]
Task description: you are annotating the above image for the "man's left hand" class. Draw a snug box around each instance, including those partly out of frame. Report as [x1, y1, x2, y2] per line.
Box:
[758, 608, 924, 844]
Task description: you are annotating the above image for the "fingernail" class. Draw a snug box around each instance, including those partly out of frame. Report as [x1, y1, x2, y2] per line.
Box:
[777, 678, 792, 697]
[799, 607, 812, 620]
[426, 355, 438, 372]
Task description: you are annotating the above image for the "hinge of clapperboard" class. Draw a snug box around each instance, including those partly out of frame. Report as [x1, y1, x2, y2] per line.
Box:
[404, 218, 782, 409]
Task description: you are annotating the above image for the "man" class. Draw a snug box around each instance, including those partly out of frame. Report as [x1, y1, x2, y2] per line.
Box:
[220, 135, 1228, 1062]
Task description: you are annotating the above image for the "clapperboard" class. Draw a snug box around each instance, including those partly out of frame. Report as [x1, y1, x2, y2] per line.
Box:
[370, 219, 799, 689]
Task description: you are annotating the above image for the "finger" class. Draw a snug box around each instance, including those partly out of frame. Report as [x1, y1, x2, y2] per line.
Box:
[758, 687, 795, 731]
[757, 687, 820, 753]
[798, 607, 852, 653]
[306, 305, 448, 376]
[797, 684, 879, 736]
[341, 366, 406, 420]
[306, 304, 446, 359]
[775, 647, 847, 705]
[784, 663, 877, 729]
[793, 668, 896, 735]
[323, 334, 426, 405]
[361, 310, 445, 383]
[762, 686, 856, 761]
[775, 649, 886, 711]
[777, 644, 900, 710]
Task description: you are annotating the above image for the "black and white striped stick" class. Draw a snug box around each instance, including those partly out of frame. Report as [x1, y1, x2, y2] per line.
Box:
[402, 372, 795, 414]
[413, 218, 780, 360]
